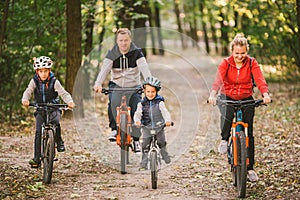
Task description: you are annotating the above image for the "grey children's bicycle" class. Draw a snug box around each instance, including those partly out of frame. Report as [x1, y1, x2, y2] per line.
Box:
[141, 122, 173, 189]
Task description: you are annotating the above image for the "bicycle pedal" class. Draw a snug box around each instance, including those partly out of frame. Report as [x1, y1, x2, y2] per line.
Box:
[54, 158, 58, 161]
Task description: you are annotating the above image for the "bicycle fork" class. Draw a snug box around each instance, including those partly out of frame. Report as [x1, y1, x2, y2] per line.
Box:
[231, 121, 250, 166]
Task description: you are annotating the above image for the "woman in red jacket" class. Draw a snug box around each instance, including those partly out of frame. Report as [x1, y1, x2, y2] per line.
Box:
[208, 33, 271, 182]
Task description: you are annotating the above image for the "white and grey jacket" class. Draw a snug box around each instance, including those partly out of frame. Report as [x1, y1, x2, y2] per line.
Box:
[94, 43, 151, 88]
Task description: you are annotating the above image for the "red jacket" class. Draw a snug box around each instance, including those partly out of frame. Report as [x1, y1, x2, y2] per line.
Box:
[211, 55, 269, 100]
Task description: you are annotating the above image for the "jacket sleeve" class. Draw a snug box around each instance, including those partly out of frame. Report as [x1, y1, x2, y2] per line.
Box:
[251, 58, 269, 94]
[211, 59, 228, 92]
[159, 101, 172, 122]
[54, 80, 74, 103]
[21, 79, 35, 102]
[133, 102, 143, 123]
[137, 57, 151, 80]
[94, 58, 113, 87]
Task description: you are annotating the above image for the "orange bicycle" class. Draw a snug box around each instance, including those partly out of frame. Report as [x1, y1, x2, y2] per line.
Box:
[102, 87, 143, 174]
[216, 99, 268, 198]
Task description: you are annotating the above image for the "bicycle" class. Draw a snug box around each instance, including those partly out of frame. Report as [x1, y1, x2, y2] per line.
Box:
[101, 87, 143, 174]
[29, 103, 70, 184]
[215, 99, 268, 198]
[140, 122, 174, 189]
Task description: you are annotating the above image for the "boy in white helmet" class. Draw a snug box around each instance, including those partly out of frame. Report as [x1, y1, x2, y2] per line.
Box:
[22, 56, 75, 168]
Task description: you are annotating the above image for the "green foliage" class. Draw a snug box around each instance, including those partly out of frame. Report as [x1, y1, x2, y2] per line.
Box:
[0, 0, 66, 122]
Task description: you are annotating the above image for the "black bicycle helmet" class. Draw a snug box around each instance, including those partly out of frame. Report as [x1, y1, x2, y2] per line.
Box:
[142, 76, 161, 91]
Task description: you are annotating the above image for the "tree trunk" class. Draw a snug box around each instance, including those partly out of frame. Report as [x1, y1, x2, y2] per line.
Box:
[116, 0, 132, 28]
[219, 11, 229, 56]
[173, 0, 186, 49]
[98, 0, 106, 53]
[199, 0, 209, 54]
[133, 0, 149, 57]
[296, 0, 300, 68]
[0, 0, 9, 55]
[66, 0, 83, 118]
[154, 2, 164, 55]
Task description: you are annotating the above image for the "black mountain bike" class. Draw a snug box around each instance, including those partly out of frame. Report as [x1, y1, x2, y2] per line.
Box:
[29, 103, 70, 184]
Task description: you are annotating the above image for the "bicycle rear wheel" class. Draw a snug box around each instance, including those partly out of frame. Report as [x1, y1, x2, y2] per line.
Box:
[150, 151, 158, 189]
[42, 129, 55, 184]
[120, 114, 127, 174]
[236, 131, 247, 198]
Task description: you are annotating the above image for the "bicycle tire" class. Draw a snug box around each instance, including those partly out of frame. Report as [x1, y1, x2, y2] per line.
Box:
[150, 151, 158, 189]
[120, 114, 127, 174]
[236, 131, 247, 198]
[43, 129, 55, 184]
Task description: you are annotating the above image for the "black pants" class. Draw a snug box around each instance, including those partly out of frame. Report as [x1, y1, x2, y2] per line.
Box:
[108, 81, 142, 141]
[34, 110, 62, 161]
[218, 94, 255, 170]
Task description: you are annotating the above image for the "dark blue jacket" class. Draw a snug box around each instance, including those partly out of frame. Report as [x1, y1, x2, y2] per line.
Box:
[141, 95, 165, 126]
[33, 72, 59, 103]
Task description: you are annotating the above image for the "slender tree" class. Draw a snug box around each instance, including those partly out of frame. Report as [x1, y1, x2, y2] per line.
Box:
[66, 0, 83, 117]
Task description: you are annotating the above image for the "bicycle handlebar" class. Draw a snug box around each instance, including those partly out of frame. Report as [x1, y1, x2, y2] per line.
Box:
[101, 87, 143, 95]
[207, 99, 271, 108]
[29, 103, 71, 111]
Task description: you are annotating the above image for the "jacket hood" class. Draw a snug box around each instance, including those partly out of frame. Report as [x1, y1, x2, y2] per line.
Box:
[106, 43, 139, 60]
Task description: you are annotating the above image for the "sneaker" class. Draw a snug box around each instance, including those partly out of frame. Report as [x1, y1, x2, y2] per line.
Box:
[247, 170, 259, 182]
[108, 130, 117, 142]
[218, 140, 228, 154]
[29, 158, 40, 168]
[139, 163, 148, 171]
[57, 141, 65, 152]
[134, 141, 141, 153]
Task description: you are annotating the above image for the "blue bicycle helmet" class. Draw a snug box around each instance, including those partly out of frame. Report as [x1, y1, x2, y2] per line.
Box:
[143, 76, 161, 91]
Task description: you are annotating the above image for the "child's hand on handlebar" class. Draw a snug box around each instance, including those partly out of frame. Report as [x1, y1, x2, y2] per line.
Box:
[22, 100, 30, 106]
[135, 121, 141, 127]
[165, 121, 172, 127]
[67, 102, 75, 108]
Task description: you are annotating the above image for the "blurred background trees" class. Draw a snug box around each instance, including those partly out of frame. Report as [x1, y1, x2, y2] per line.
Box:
[0, 0, 299, 122]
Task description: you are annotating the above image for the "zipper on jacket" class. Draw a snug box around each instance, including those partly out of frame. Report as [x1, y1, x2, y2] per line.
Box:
[150, 101, 154, 128]
[42, 83, 45, 103]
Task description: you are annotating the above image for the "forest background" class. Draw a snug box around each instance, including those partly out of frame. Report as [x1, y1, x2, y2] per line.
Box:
[0, 0, 299, 122]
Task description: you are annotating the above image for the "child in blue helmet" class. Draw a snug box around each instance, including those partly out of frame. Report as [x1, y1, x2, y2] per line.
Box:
[22, 56, 75, 168]
[134, 77, 172, 170]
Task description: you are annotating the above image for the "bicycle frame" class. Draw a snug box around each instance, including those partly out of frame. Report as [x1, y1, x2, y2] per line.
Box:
[116, 95, 132, 147]
[215, 99, 266, 198]
[102, 87, 143, 174]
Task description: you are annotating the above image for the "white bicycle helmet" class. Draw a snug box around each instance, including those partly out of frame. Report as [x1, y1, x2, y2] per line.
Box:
[143, 76, 161, 91]
[33, 56, 53, 70]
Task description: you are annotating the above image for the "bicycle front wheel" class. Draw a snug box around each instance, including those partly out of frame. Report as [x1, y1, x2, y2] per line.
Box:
[120, 114, 127, 174]
[236, 131, 247, 198]
[150, 151, 158, 189]
[43, 129, 55, 184]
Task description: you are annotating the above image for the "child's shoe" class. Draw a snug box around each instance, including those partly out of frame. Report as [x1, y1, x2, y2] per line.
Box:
[29, 158, 40, 168]
[160, 147, 171, 164]
[57, 140, 65, 152]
